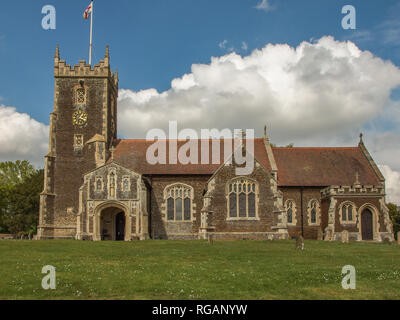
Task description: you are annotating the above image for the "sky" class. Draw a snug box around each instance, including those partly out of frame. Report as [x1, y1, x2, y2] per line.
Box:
[0, 0, 399, 204]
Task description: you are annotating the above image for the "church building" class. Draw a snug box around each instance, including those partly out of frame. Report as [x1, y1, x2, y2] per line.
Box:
[37, 46, 394, 242]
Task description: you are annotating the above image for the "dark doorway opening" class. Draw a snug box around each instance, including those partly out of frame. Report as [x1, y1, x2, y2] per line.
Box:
[115, 212, 125, 241]
[361, 209, 373, 240]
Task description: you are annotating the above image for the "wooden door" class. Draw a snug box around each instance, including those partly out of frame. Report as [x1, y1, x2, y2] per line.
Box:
[115, 212, 125, 241]
[361, 209, 373, 240]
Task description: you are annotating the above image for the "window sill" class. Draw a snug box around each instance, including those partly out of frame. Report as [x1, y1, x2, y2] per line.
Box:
[227, 217, 260, 221]
[340, 221, 357, 225]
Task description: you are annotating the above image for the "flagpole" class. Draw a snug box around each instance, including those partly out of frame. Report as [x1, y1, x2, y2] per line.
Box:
[89, 0, 94, 65]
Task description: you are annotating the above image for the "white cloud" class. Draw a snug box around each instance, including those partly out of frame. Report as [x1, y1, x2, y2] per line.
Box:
[118, 36, 400, 143]
[117, 36, 400, 203]
[218, 40, 228, 49]
[0, 105, 48, 168]
[379, 165, 400, 205]
[254, 0, 273, 12]
[241, 41, 248, 51]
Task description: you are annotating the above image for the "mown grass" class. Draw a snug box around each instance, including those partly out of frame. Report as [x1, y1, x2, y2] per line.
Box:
[0, 240, 399, 300]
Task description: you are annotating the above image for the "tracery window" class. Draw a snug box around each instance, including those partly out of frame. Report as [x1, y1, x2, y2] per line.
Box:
[285, 200, 297, 225]
[76, 87, 86, 104]
[227, 178, 258, 219]
[307, 199, 320, 225]
[164, 184, 193, 221]
[340, 202, 356, 223]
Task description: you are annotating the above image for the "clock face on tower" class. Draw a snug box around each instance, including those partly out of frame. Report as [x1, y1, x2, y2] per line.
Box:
[72, 110, 88, 126]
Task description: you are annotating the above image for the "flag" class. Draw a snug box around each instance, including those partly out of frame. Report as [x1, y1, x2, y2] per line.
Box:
[83, 2, 93, 19]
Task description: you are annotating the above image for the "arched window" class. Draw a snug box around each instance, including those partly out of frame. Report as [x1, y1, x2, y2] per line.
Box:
[227, 178, 258, 219]
[340, 202, 356, 224]
[285, 200, 297, 225]
[307, 199, 320, 225]
[164, 184, 193, 221]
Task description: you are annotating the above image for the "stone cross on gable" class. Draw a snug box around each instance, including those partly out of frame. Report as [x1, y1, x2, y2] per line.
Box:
[354, 171, 361, 187]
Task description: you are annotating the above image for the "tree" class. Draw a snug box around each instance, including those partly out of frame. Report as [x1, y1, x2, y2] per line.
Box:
[388, 203, 400, 239]
[0, 161, 43, 235]
[0, 160, 35, 187]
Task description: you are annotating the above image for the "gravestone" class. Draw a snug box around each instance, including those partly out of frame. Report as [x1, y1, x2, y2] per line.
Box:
[324, 229, 333, 241]
[341, 230, 349, 244]
[208, 234, 214, 245]
[317, 228, 323, 241]
[296, 235, 304, 250]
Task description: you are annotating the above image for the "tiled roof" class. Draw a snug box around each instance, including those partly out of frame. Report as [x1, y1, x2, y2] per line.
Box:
[272, 147, 380, 187]
[110, 139, 381, 186]
[110, 139, 272, 175]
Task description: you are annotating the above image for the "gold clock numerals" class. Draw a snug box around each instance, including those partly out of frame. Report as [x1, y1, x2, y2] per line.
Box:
[72, 110, 88, 126]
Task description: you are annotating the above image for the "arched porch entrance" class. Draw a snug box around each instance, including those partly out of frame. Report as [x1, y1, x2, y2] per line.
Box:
[94, 202, 131, 241]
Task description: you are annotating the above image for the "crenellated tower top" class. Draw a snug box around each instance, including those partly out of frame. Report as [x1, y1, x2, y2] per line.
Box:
[54, 45, 118, 89]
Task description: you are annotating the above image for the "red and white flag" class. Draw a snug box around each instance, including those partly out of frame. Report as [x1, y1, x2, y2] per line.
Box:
[83, 1, 93, 19]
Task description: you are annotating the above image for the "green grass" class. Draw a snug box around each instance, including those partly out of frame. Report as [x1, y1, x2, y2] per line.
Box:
[0, 240, 399, 300]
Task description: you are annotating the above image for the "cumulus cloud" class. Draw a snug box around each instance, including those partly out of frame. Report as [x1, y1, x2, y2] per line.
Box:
[118, 36, 400, 142]
[117, 36, 400, 203]
[379, 165, 400, 205]
[0, 105, 48, 168]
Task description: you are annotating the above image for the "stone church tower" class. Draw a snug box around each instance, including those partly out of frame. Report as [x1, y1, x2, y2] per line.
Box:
[38, 46, 119, 239]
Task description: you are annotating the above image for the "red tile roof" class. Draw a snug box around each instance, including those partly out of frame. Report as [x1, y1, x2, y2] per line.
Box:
[110, 139, 380, 187]
[110, 139, 272, 175]
[272, 147, 380, 187]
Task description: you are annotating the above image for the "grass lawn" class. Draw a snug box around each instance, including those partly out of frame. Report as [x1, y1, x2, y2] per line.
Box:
[0, 239, 399, 300]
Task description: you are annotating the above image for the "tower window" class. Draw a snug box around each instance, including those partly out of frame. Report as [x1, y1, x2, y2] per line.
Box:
[76, 87, 86, 104]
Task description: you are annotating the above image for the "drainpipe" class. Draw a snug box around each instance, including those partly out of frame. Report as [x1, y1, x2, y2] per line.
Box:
[300, 187, 304, 237]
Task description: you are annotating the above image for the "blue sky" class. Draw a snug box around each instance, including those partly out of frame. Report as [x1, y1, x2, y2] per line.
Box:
[0, 0, 399, 124]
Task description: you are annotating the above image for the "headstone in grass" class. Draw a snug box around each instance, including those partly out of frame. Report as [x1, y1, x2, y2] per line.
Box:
[296, 235, 304, 250]
[317, 228, 323, 241]
[324, 228, 333, 241]
[341, 230, 349, 244]
[208, 234, 214, 245]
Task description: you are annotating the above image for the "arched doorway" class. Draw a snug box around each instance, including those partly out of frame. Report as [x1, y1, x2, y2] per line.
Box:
[361, 209, 373, 240]
[99, 206, 127, 241]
